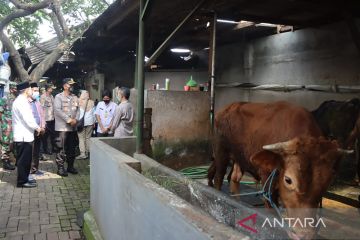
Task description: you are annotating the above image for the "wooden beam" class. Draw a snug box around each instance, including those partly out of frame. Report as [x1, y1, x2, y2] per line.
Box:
[324, 191, 360, 208]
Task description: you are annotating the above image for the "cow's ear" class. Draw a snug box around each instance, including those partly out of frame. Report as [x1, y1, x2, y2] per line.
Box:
[250, 150, 283, 183]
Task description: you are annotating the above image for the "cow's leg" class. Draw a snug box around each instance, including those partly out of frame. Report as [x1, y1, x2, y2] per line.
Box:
[227, 163, 233, 184]
[229, 162, 243, 195]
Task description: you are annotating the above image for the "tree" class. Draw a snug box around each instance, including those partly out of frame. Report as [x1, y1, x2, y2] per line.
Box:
[0, 0, 111, 82]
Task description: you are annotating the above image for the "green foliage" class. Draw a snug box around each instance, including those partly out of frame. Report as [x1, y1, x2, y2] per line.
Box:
[62, 0, 108, 24]
[0, 0, 110, 48]
[0, 0, 11, 16]
[7, 16, 41, 46]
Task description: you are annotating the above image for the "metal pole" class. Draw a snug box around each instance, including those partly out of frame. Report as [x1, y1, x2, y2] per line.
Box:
[145, 0, 206, 67]
[209, 12, 217, 131]
[134, 41, 139, 90]
[141, 0, 151, 20]
[136, 0, 145, 154]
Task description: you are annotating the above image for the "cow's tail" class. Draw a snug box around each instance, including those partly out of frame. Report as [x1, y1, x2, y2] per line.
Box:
[208, 161, 216, 187]
[208, 118, 231, 188]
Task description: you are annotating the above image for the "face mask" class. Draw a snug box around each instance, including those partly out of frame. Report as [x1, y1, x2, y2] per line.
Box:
[32, 91, 39, 100]
[104, 99, 110, 104]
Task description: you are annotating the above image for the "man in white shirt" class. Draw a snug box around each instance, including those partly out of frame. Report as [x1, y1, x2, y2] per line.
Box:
[12, 82, 42, 188]
[95, 89, 117, 137]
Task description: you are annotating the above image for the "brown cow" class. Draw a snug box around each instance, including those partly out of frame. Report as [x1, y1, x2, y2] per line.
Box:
[208, 101, 346, 239]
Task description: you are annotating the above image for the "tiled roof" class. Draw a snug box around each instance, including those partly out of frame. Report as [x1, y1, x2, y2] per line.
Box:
[25, 37, 74, 64]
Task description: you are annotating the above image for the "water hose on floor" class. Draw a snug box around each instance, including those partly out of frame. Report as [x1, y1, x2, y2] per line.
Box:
[179, 166, 209, 179]
[179, 166, 257, 184]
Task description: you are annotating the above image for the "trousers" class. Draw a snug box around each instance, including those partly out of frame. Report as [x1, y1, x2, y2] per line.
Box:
[42, 120, 55, 153]
[15, 142, 33, 185]
[54, 131, 77, 169]
[31, 133, 41, 173]
[78, 125, 93, 157]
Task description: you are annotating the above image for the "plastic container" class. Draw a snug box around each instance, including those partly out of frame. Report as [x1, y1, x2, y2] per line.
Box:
[186, 75, 197, 87]
[0, 63, 11, 81]
[165, 78, 170, 90]
[199, 84, 204, 91]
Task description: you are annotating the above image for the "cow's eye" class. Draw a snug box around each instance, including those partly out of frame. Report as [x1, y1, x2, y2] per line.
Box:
[284, 176, 292, 185]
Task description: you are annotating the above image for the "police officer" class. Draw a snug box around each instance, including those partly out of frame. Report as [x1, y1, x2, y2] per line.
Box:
[40, 84, 56, 155]
[54, 78, 79, 176]
[0, 82, 17, 170]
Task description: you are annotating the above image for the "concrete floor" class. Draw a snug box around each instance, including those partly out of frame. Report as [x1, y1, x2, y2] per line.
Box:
[0, 157, 90, 240]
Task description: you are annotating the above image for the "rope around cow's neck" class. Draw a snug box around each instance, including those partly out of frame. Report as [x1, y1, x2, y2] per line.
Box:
[231, 169, 323, 236]
[231, 169, 283, 217]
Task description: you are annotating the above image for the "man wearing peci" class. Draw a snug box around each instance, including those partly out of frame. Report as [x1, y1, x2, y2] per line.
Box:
[12, 82, 42, 188]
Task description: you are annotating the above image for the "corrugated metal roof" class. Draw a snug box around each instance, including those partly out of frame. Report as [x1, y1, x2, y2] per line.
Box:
[25, 37, 74, 64]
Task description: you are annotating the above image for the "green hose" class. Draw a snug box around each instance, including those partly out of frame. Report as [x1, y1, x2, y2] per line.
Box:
[179, 166, 209, 179]
[179, 166, 257, 184]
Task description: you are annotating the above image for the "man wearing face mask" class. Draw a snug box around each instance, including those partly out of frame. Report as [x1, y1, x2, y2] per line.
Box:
[53, 78, 79, 176]
[95, 89, 116, 137]
[12, 82, 42, 188]
[29, 82, 45, 175]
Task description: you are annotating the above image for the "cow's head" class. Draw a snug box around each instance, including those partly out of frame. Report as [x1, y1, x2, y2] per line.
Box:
[251, 136, 347, 239]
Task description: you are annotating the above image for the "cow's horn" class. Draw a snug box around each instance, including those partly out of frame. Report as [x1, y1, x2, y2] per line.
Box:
[263, 141, 291, 151]
[337, 148, 354, 154]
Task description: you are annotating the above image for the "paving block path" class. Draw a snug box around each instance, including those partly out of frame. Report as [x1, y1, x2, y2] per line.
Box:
[0, 157, 90, 240]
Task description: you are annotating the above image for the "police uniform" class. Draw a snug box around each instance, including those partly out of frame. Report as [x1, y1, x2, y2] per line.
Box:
[0, 83, 16, 170]
[54, 78, 79, 176]
[40, 85, 56, 154]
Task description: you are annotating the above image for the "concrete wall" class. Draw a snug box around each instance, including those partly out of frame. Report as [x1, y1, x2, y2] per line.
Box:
[97, 56, 207, 91]
[134, 153, 288, 239]
[143, 90, 211, 168]
[145, 90, 210, 142]
[97, 21, 360, 113]
[84, 71, 105, 101]
[215, 21, 360, 111]
[103, 58, 135, 89]
[215, 88, 360, 112]
[89, 137, 247, 240]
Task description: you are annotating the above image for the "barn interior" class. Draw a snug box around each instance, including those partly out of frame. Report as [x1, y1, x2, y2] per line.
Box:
[70, 0, 360, 203]
[24, 0, 360, 237]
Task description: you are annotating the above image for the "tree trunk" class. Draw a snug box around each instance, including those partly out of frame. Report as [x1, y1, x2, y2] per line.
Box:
[0, 32, 29, 81]
[29, 42, 68, 82]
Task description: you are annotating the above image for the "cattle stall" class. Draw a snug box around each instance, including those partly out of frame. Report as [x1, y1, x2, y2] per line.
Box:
[71, 0, 360, 239]
[86, 137, 360, 240]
